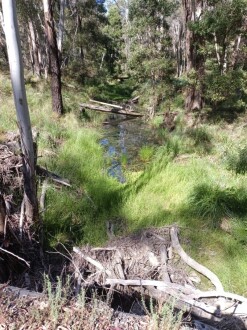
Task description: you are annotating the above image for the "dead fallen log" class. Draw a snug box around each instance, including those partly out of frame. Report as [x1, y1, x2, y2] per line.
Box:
[79, 103, 143, 117]
[71, 226, 247, 329]
[2, 285, 43, 299]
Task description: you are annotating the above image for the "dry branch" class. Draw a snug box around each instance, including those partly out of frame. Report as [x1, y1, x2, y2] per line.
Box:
[170, 227, 224, 292]
[0, 247, 30, 267]
[73, 247, 112, 276]
[36, 165, 71, 187]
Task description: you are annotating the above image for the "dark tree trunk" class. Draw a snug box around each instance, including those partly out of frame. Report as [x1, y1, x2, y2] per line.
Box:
[183, 0, 204, 111]
[43, 0, 63, 115]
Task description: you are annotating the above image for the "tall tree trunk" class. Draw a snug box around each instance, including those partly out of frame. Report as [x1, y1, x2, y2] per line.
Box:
[57, 0, 65, 58]
[183, 0, 204, 111]
[2, 0, 39, 225]
[28, 19, 41, 77]
[43, 0, 63, 115]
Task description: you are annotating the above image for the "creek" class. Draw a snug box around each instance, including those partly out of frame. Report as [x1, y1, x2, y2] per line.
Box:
[100, 115, 156, 183]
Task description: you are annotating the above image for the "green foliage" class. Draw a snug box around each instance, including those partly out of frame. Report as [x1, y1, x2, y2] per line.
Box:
[86, 79, 136, 101]
[204, 69, 247, 109]
[44, 275, 69, 323]
[43, 128, 122, 247]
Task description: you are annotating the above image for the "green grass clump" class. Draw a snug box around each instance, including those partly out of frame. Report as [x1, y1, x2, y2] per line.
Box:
[139, 145, 155, 162]
[226, 145, 247, 174]
[186, 126, 213, 154]
[187, 183, 247, 225]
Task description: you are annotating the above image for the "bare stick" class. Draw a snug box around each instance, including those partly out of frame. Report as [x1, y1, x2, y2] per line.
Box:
[73, 247, 112, 276]
[170, 227, 224, 292]
[40, 178, 49, 213]
[160, 246, 171, 283]
[19, 198, 25, 238]
[0, 247, 30, 267]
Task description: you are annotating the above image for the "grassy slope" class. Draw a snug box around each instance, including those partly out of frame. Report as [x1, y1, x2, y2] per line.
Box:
[1, 74, 247, 295]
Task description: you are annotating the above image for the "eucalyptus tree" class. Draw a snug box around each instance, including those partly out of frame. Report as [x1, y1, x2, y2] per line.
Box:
[1, 0, 39, 225]
[182, 0, 247, 111]
[43, 0, 63, 115]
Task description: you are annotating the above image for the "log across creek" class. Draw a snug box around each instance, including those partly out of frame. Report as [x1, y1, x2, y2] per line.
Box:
[79, 99, 143, 118]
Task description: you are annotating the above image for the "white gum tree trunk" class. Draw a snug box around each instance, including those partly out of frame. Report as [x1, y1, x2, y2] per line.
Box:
[2, 0, 38, 225]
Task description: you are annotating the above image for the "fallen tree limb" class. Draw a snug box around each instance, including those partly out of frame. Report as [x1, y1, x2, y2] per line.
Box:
[89, 99, 123, 109]
[3, 285, 43, 298]
[0, 247, 30, 267]
[170, 227, 224, 292]
[73, 247, 112, 276]
[40, 178, 49, 213]
[36, 165, 71, 187]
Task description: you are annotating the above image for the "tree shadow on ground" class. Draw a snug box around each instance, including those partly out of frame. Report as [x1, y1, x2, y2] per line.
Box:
[206, 105, 246, 124]
[43, 152, 123, 247]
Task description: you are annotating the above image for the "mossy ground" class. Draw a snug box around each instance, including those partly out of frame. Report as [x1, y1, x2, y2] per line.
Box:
[1, 73, 247, 295]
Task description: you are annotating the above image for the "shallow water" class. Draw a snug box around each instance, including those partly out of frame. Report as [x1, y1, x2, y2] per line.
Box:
[100, 116, 155, 182]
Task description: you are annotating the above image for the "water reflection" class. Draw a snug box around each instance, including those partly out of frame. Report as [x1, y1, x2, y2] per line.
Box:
[100, 116, 154, 183]
[100, 136, 126, 183]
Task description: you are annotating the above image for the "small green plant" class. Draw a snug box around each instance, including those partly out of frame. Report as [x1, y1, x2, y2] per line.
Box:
[139, 145, 155, 162]
[44, 275, 69, 323]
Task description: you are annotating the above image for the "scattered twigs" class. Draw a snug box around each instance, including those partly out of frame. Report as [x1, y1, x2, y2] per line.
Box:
[0, 194, 6, 234]
[0, 247, 30, 267]
[160, 246, 170, 283]
[170, 226, 224, 292]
